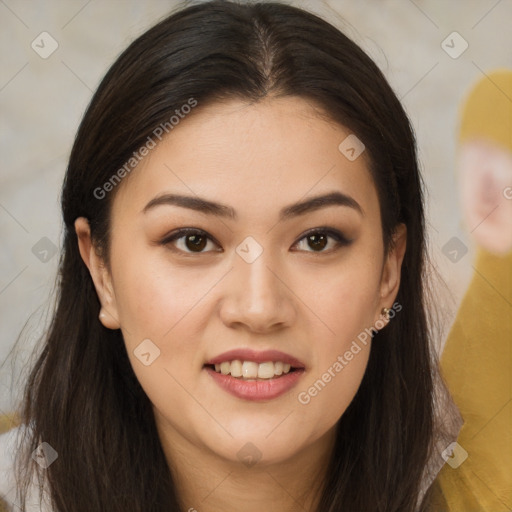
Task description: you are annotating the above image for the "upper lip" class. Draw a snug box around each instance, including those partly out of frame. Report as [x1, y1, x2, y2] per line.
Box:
[205, 349, 305, 369]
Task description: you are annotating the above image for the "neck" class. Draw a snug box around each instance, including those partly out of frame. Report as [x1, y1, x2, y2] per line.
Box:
[156, 417, 336, 512]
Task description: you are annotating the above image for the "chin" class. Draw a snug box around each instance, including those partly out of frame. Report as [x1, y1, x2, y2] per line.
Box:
[208, 431, 303, 467]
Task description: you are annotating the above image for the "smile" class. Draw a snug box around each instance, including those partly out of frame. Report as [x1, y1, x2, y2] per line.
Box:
[203, 349, 306, 401]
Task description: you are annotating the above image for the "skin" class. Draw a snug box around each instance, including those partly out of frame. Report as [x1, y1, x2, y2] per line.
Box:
[458, 139, 512, 255]
[75, 96, 406, 511]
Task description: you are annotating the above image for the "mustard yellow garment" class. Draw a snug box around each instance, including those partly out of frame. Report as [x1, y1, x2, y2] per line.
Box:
[435, 248, 512, 510]
[458, 70, 512, 152]
[433, 68, 512, 511]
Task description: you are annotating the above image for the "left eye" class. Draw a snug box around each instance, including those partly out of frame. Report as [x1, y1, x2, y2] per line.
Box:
[160, 227, 350, 254]
[293, 228, 351, 253]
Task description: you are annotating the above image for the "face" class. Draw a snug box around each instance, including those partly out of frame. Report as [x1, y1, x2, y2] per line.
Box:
[76, 96, 405, 469]
[458, 139, 512, 254]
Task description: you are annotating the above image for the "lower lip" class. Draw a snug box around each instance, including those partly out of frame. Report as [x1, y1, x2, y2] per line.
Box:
[204, 367, 305, 401]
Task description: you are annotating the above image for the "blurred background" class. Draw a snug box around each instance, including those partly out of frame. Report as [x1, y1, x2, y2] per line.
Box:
[1, 0, 511, 416]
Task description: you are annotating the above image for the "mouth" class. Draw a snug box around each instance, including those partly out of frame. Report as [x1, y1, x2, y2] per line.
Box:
[203, 349, 306, 401]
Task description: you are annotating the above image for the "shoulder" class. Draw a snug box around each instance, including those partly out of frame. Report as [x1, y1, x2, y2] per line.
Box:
[0, 425, 54, 512]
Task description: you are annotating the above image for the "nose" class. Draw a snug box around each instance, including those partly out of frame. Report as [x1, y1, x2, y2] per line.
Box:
[219, 248, 296, 333]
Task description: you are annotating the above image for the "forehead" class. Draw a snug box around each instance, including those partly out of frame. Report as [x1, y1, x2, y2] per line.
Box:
[111, 96, 379, 223]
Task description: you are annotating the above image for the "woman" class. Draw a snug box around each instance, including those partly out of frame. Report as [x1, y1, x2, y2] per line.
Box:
[0, 1, 460, 510]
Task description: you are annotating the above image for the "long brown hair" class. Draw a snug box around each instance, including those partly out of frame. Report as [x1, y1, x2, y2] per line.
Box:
[11, 1, 446, 510]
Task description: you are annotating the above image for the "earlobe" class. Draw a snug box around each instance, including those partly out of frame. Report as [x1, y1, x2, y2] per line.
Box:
[74, 217, 121, 330]
[99, 307, 121, 330]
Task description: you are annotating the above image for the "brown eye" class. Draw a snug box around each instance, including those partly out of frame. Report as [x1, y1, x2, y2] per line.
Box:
[161, 228, 219, 254]
[306, 233, 328, 251]
[183, 233, 208, 252]
[293, 228, 351, 253]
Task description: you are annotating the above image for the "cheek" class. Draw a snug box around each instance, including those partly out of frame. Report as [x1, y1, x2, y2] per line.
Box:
[296, 329, 371, 435]
[293, 254, 380, 428]
[313, 248, 382, 331]
[113, 248, 209, 339]
[110, 247, 218, 392]
[112, 253, 213, 422]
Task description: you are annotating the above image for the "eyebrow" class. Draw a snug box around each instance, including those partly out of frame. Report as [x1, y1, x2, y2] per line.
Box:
[142, 190, 364, 220]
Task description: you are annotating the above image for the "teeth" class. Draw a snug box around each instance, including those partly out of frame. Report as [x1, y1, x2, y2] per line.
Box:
[230, 360, 243, 378]
[220, 362, 230, 375]
[258, 362, 274, 379]
[211, 360, 296, 379]
[242, 361, 259, 379]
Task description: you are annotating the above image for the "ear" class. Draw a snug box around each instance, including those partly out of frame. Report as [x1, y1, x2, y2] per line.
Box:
[376, 223, 407, 322]
[74, 217, 121, 329]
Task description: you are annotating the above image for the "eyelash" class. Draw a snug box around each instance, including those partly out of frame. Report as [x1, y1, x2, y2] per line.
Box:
[159, 227, 352, 256]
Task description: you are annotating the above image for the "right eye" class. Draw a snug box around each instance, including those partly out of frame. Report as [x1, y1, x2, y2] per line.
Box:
[160, 228, 221, 255]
